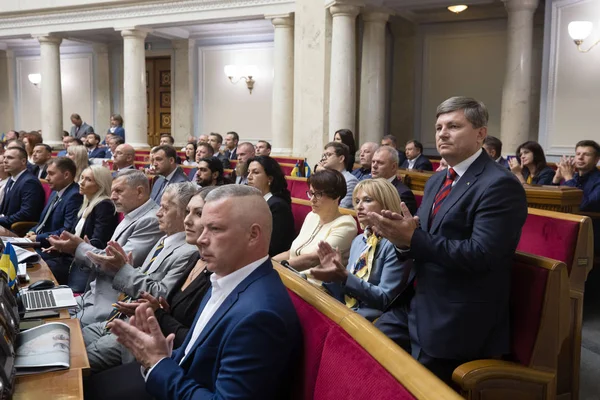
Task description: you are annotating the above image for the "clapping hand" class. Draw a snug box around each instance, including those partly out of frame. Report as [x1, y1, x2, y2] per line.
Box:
[365, 203, 419, 249]
[310, 241, 348, 283]
[559, 155, 576, 181]
[509, 157, 522, 175]
[46, 231, 84, 254]
[86, 241, 132, 274]
[108, 303, 174, 369]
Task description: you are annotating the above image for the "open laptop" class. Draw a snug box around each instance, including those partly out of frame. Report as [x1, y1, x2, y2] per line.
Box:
[18, 287, 77, 312]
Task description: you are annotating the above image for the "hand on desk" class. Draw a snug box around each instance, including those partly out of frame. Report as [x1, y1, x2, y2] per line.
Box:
[365, 202, 419, 248]
[108, 303, 175, 369]
[86, 241, 132, 274]
[46, 231, 85, 254]
[24, 232, 36, 241]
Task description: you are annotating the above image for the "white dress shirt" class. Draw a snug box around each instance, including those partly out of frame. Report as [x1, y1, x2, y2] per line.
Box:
[144, 254, 269, 380]
[407, 154, 421, 170]
[449, 148, 482, 186]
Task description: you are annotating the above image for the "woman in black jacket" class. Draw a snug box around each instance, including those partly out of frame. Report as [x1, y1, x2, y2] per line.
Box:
[246, 156, 295, 256]
[68, 165, 119, 292]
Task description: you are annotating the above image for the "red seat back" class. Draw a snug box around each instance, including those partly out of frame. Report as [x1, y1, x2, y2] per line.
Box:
[517, 214, 579, 274]
[281, 164, 294, 176]
[509, 259, 549, 366]
[288, 290, 415, 400]
[291, 201, 312, 236]
[414, 193, 423, 208]
[287, 178, 309, 199]
[40, 180, 52, 206]
[431, 161, 440, 171]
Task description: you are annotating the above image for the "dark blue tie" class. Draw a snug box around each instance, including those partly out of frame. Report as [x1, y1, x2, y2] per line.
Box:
[1, 179, 14, 213]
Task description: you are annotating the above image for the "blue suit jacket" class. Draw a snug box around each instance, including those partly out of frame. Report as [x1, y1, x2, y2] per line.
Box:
[497, 156, 510, 169]
[88, 147, 107, 159]
[150, 167, 189, 205]
[400, 155, 433, 171]
[406, 151, 527, 360]
[146, 260, 301, 400]
[0, 170, 45, 229]
[31, 183, 83, 248]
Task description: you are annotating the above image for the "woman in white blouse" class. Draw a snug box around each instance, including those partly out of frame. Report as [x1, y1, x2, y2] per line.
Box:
[68, 165, 119, 292]
[273, 169, 357, 271]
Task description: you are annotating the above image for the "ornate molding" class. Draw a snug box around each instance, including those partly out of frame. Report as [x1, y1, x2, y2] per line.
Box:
[0, 0, 293, 31]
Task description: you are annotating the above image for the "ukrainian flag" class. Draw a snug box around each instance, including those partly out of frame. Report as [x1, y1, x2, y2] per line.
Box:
[304, 158, 311, 178]
[290, 160, 301, 177]
[0, 243, 18, 289]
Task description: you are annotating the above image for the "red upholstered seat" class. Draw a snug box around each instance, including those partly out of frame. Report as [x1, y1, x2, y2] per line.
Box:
[509, 259, 549, 366]
[517, 214, 579, 274]
[414, 193, 423, 208]
[291, 201, 312, 236]
[40, 180, 52, 206]
[288, 290, 415, 400]
[281, 164, 294, 176]
[288, 179, 309, 199]
[134, 154, 148, 162]
[431, 161, 440, 171]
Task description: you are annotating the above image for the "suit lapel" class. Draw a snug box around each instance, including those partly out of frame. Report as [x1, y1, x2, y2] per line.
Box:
[182, 261, 272, 362]
[419, 172, 445, 230]
[429, 152, 488, 233]
[145, 240, 180, 274]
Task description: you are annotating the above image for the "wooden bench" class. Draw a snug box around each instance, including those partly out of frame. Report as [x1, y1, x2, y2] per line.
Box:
[516, 208, 594, 399]
[453, 252, 570, 400]
[275, 262, 462, 400]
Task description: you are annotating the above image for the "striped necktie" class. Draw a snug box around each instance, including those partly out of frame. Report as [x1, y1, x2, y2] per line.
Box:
[105, 239, 165, 326]
[429, 167, 457, 228]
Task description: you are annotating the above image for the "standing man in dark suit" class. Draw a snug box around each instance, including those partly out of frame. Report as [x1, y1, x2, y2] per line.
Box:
[109, 185, 301, 400]
[150, 145, 189, 205]
[70, 113, 94, 139]
[0, 147, 44, 230]
[370, 146, 417, 216]
[371, 97, 528, 383]
[224, 131, 239, 160]
[26, 158, 83, 282]
[207, 133, 230, 169]
[85, 133, 107, 159]
[31, 143, 52, 179]
[400, 140, 433, 171]
[483, 135, 510, 169]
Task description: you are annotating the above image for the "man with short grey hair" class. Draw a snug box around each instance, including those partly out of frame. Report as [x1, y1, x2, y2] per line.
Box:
[109, 184, 302, 399]
[82, 182, 200, 373]
[372, 96, 528, 384]
[352, 142, 379, 181]
[48, 169, 163, 327]
[370, 146, 417, 215]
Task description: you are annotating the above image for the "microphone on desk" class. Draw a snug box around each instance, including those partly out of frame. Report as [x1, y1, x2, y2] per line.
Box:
[8, 242, 42, 248]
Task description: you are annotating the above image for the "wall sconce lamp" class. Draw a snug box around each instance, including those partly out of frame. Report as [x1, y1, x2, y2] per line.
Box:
[224, 65, 257, 94]
[568, 21, 599, 53]
[28, 73, 42, 87]
[447, 5, 468, 14]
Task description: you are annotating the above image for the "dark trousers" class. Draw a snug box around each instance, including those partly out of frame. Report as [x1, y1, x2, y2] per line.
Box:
[83, 361, 153, 400]
[41, 252, 72, 285]
[375, 303, 465, 386]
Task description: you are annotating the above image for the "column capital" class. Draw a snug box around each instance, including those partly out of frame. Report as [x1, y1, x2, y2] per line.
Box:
[172, 39, 192, 50]
[502, 0, 539, 13]
[328, 3, 361, 18]
[362, 11, 390, 23]
[266, 13, 294, 28]
[117, 28, 150, 39]
[34, 35, 62, 45]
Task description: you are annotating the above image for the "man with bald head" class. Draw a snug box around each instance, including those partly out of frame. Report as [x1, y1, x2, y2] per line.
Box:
[112, 144, 136, 178]
[109, 185, 302, 399]
[232, 142, 255, 185]
[352, 141, 379, 180]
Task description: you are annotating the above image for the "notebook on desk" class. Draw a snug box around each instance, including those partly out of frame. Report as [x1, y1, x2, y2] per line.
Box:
[18, 288, 77, 312]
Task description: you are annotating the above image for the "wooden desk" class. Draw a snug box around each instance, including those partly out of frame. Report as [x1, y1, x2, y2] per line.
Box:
[13, 368, 83, 400]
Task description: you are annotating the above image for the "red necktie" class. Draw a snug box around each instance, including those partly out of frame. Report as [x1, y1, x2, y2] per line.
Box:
[429, 167, 457, 227]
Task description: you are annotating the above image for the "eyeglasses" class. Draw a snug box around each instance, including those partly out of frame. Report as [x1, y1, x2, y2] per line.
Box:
[306, 190, 324, 200]
[321, 152, 335, 160]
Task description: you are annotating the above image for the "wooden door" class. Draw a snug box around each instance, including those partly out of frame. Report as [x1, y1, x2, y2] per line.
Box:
[145, 57, 171, 147]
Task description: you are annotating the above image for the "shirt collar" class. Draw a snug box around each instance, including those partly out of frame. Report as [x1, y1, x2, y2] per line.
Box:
[495, 156, 503, 163]
[163, 231, 185, 249]
[10, 169, 27, 182]
[263, 192, 273, 202]
[386, 175, 395, 183]
[450, 148, 483, 178]
[56, 182, 73, 198]
[164, 168, 178, 181]
[210, 255, 269, 292]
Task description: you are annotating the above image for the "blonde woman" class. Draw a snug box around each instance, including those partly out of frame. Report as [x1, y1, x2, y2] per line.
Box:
[311, 178, 414, 321]
[67, 145, 89, 181]
[68, 165, 119, 292]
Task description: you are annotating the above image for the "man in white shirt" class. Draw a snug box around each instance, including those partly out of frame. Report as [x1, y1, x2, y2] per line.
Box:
[109, 185, 301, 400]
[400, 140, 433, 171]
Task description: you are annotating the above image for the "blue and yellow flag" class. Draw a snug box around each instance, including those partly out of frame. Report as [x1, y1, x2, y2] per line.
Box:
[0, 243, 18, 289]
[290, 161, 301, 177]
[304, 158, 311, 178]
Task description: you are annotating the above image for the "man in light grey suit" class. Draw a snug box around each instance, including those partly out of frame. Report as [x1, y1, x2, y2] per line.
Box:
[81, 182, 200, 372]
[69, 113, 94, 139]
[149, 145, 189, 205]
[48, 170, 163, 327]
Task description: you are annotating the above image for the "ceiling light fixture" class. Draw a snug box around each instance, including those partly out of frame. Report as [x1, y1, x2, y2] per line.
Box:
[448, 5, 468, 14]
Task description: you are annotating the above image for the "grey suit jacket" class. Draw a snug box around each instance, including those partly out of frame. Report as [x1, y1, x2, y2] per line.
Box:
[70, 122, 94, 139]
[74, 199, 162, 326]
[150, 167, 189, 205]
[112, 231, 199, 300]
